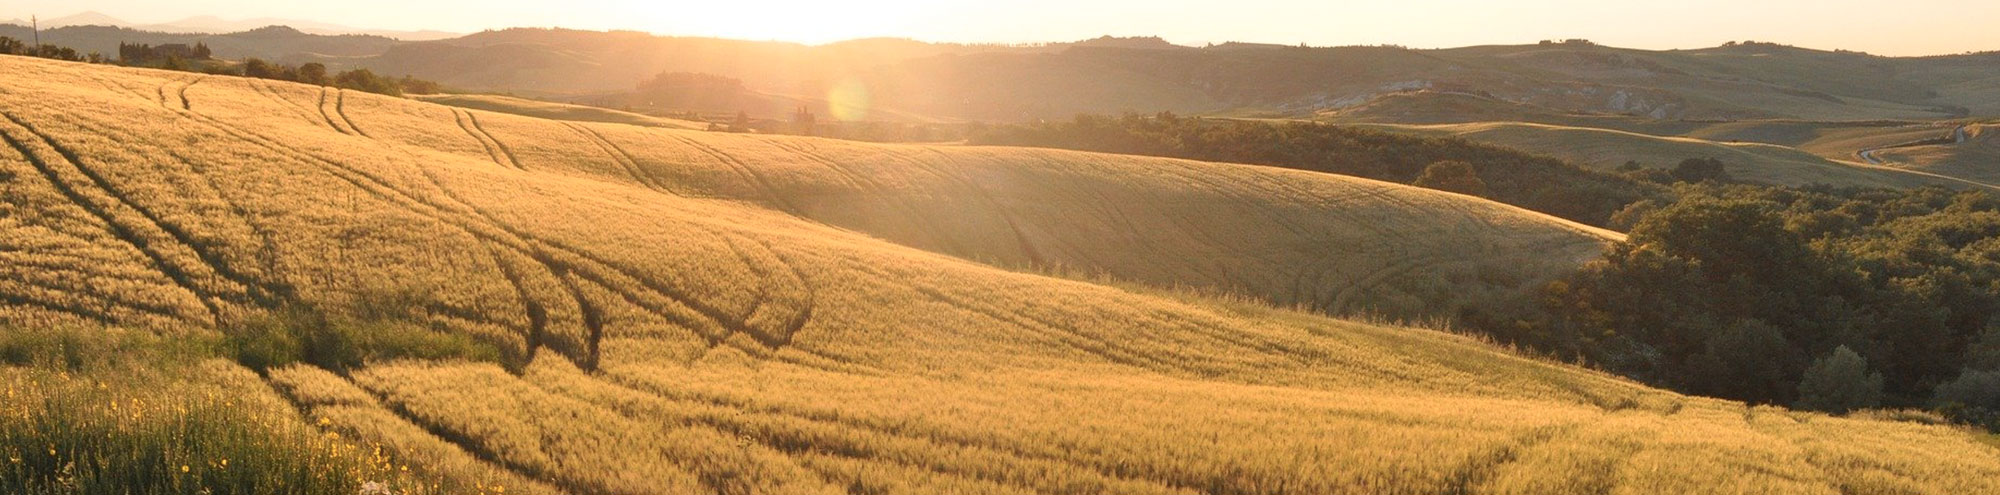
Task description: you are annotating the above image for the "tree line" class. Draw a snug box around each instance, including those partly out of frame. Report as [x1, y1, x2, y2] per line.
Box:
[0, 37, 439, 97]
[1518, 184, 2000, 425]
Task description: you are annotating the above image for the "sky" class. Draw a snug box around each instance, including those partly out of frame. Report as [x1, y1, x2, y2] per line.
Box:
[9, 0, 2000, 56]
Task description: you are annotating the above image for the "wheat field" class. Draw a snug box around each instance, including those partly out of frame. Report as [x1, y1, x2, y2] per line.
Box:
[2, 55, 1998, 494]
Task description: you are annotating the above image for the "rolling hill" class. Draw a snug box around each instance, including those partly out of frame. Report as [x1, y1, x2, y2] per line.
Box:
[5, 55, 2000, 493]
[1351, 121, 1989, 189]
[1868, 124, 2000, 183]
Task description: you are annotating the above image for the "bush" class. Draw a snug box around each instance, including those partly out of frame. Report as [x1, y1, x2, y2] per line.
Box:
[1412, 160, 1488, 197]
[1934, 369, 2000, 410]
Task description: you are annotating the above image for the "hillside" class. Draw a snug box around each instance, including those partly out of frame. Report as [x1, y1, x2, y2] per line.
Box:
[1869, 124, 2000, 183]
[4, 55, 2000, 493]
[1353, 121, 1986, 188]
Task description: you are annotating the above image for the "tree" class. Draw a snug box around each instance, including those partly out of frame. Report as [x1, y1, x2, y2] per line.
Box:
[1412, 160, 1487, 196]
[1671, 157, 1730, 183]
[1796, 346, 1884, 414]
[297, 63, 329, 86]
[242, 58, 279, 79]
[730, 111, 751, 133]
[1935, 369, 2000, 410]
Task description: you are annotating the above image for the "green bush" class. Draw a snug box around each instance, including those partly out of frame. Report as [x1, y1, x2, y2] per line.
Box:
[223, 304, 503, 374]
[1796, 346, 1885, 414]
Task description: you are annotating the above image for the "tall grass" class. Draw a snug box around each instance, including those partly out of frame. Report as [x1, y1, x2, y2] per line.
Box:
[0, 328, 441, 495]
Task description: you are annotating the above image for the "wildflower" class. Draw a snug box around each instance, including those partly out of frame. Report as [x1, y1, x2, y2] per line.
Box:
[358, 481, 393, 495]
[181, 464, 190, 473]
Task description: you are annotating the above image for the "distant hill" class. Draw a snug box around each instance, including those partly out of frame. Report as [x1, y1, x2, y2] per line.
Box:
[9, 23, 2000, 122]
[315, 33, 2000, 122]
[0, 23, 398, 60]
[9, 11, 456, 40]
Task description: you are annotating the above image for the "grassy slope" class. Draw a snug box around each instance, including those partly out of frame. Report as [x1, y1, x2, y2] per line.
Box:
[2, 56, 1998, 493]
[1352, 121, 1983, 188]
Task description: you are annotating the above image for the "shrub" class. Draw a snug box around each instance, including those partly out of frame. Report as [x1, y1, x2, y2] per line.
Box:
[223, 304, 504, 374]
[1412, 160, 1488, 197]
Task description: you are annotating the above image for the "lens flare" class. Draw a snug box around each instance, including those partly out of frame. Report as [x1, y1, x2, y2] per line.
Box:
[827, 80, 871, 121]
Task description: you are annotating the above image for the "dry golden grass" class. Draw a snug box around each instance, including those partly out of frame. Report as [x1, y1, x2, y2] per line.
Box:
[2, 55, 1999, 493]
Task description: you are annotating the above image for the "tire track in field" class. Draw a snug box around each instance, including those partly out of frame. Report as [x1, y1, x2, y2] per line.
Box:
[451, 108, 518, 170]
[178, 104, 845, 372]
[563, 122, 670, 194]
[1440, 423, 1581, 495]
[245, 79, 328, 128]
[85, 76, 297, 306]
[307, 371, 597, 494]
[906, 147, 1053, 267]
[835, 257, 1196, 374]
[333, 89, 369, 138]
[175, 78, 196, 111]
[664, 132, 800, 213]
[555, 271, 606, 370]
[487, 247, 552, 365]
[463, 110, 523, 170]
[768, 139, 988, 267]
[256, 372, 561, 495]
[314, 87, 354, 136]
[0, 112, 222, 323]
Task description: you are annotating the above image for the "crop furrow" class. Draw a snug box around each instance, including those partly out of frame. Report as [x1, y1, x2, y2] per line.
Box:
[0, 112, 221, 323]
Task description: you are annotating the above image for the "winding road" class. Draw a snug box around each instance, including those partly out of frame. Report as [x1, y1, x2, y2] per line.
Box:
[1858, 124, 1970, 165]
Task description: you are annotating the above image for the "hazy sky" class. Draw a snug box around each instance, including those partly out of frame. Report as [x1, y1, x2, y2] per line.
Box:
[10, 0, 1999, 56]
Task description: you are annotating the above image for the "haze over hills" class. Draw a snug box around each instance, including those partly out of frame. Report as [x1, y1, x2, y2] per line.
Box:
[20, 10, 457, 40]
[10, 19, 2000, 124]
[4, 52, 2000, 495]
